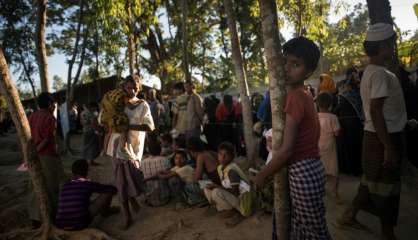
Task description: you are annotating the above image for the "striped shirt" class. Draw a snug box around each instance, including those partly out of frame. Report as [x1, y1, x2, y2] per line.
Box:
[55, 177, 117, 230]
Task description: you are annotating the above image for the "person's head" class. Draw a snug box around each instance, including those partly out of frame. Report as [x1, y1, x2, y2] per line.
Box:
[217, 142, 235, 166]
[223, 94, 233, 110]
[37, 92, 55, 113]
[72, 159, 89, 177]
[316, 92, 333, 112]
[282, 37, 320, 87]
[363, 23, 396, 63]
[148, 137, 162, 156]
[318, 74, 337, 94]
[173, 82, 185, 96]
[186, 136, 205, 158]
[173, 134, 186, 150]
[184, 81, 195, 94]
[174, 149, 187, 167]
[123, 75, 142, 98]
[148, 89, 157, 101]
[160, 133, 172, 146]
[87, 102, 99, 112]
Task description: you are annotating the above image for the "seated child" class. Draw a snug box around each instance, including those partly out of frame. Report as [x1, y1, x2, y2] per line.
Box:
[158, 149, 206, 206]
[160, 133, 173, 156]
[317, 92, 341, 201]
[255, 129, 274, 213]
[100, 76, 143, 160]
[55, 159, 118, 230]
[204, 142, 252, 227]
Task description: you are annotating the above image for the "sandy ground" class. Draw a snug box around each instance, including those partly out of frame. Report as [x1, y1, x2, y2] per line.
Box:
[1, 132, 418, 240]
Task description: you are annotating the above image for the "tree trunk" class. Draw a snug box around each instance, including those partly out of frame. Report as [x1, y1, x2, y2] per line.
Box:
[35, 0, 50, 92]
[66, 0, 84, 105]
[181, 0, 191, 82]
[69, 26, 88, 103]
[258, 0, 291, 239]
[94, 20, 101, 97]
[0, 48, 52, 239]
[19, 51, 38, 99]
[125, 0, 136, 76]
[223, 0, 256, 166]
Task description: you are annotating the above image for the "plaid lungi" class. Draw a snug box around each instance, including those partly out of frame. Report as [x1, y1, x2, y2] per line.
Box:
[289, 158, 332, 240]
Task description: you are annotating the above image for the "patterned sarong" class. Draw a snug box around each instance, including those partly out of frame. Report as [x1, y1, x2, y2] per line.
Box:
[288, 158, 332, 240]
[353, 131, 404, 226]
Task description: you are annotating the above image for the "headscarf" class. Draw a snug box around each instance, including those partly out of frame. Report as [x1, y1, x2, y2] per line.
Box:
[318, 74, 337, 94]
[339, 71, 364, 122]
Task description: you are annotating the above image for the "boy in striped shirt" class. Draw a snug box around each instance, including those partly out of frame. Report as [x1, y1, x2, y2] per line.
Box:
[55, 160, 118, 230]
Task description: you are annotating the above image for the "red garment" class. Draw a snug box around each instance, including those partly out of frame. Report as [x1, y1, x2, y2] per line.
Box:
[284, 86, 320, 162]
[215, 102, 241, 122]
[29, 109, 57, 156]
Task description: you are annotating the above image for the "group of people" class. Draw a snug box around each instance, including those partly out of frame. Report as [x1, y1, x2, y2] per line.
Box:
[21, 22, 417, 240]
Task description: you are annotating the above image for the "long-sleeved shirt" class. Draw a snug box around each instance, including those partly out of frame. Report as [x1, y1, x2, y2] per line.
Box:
[55, 177, 117, 230]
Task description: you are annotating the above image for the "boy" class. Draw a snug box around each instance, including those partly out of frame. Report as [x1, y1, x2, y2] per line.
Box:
[56, 159, 117, 230]
[338, 23, 407, 240]
[28, 92, 60, 228]
[158, 149, 206, 206]
[204, 142, 251, 227]
[255, 37, 331, 239]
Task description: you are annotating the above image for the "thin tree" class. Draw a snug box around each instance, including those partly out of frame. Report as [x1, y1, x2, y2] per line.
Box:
[0, 47, 52, 239]
[181, 0, 191, 82]
[258, 0, 291, 239]
[223, 0, 256, 166]
[35, 0, 50, 92]
[125, 0, 136, 75]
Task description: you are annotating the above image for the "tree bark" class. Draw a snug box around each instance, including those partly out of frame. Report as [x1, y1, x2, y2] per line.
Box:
[35, 0, 50, 92]
[258, 0, 291, 239]
[69, 26, 88, 103]
[66, 0, 84, 105]
[181, 0, 191, 82]
[125, 0, 136, 76]
[223, 0, 256, 166]
[0, 48, 52, 238]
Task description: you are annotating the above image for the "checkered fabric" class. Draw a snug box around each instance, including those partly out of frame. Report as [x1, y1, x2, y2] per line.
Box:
[141, 156, 171, 180]
[288, 158, 332, 240]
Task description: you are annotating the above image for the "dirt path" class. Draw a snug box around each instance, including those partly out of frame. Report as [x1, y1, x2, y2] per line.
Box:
[1, 133, 418, 239]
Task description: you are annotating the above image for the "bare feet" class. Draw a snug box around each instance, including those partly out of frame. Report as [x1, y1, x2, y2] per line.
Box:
[89, 160, 100, 166]
[129, 198, 141, 214]
[337, 214, 369, 232]
[219, 209, 236, 219]
[225, 213, 244, 228]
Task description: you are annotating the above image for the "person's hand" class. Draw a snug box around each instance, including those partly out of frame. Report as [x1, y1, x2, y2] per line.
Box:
[255, 172, 267, 189]
[383, 147, 399, 169]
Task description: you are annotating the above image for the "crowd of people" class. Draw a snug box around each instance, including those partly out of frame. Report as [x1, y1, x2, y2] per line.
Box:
[16, 22, 418, 240]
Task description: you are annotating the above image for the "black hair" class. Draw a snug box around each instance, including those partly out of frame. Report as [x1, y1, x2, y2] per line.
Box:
[363, 34, 396, 57]
[218, 141, 235, 159]
[148, 137, 162, 156]
[173, 82, 185, 92]
[187, 136, 205, 152]
[161, 133, 172, 144]
[282, 36, 320, 72]
[223, 94, 234, 111]
[72, 159, 89, 177]
[37, 92, 54, 109]
[316, 92, 333, 110]
[174, 134, 186, 148]
[174, 149, 188, 162]
[125, 74, 142, 90]
[88, 102, 99, 109]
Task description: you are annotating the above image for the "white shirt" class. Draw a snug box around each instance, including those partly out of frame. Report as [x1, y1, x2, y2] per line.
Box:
[105, 99, 155, 161]
[360, 64, 407, 133]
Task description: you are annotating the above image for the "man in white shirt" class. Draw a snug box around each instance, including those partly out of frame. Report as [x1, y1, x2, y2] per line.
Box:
[339, 23, 407, 240]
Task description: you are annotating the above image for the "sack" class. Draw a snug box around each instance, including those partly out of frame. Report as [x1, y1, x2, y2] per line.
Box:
[144, 179, 171, 207]
[140, 156, 171, 180]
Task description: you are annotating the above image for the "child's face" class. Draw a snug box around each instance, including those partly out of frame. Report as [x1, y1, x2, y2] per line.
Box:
[284, 54, 310, 86]
[218, 149, 233, 166]
[124, 82, 139, 98]
[174, 153, 185, 167]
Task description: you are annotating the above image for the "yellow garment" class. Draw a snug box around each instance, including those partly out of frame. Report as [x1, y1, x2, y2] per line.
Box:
[217, 162, 253, 216]
[100, 88, 129, 133]
[318, 74, 337, 94]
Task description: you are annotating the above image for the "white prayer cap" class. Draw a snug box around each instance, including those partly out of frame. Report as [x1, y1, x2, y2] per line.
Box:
[365, 23, 396, 42]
